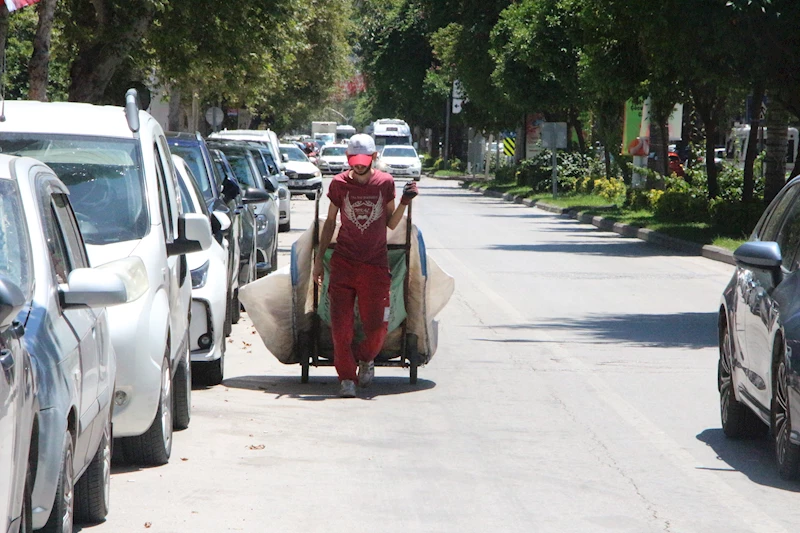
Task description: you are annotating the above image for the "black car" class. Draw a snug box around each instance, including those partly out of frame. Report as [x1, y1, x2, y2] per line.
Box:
[719, 176, 800, 479]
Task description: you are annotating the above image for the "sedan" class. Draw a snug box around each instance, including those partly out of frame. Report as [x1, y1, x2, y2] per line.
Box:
[0, 154, 146, 530]
[377, 145, 422, 180]
[719, 175, 800, 479]
[174, 155, 231, 385]
[317, 144, 350, 176]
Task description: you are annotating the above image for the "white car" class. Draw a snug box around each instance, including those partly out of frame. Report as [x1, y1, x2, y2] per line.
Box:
[174, 155, 230, 386]
[317, 144, 350, 175]
[0, 91, 213, 468]
[377, 145, 422, 180]
[279, 144, 324, 199]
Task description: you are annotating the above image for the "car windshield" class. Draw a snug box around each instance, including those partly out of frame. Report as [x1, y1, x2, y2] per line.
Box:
[0, 135, 148, 245]
[216, 148, 258, 188]
[0, 179, 32, 295]
[168, 144, 214, 202]
[322, 146, 346, 156]
[280, 146, 310, 163]
[382, 147, 417, 158]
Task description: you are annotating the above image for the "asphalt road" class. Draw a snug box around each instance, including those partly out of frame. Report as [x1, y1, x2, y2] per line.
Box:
[84, 178, 800, 533]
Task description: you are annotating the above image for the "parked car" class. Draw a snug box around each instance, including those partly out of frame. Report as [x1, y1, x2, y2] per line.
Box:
[0, 177, 38, 533]
[0, 155, 148, 530]
[718, 175, 800, 479]
[247, 142, 291, 232]
[166, 132, 245, 336]
[173, 155, 231, 385]
[377, 145, 422, 180]
[207, 139, 279, 277]
[279, 143, 323, 199]
[318, 144, 350, 176]
[209, 147, 256, 322]
[0, 91, 213, 471]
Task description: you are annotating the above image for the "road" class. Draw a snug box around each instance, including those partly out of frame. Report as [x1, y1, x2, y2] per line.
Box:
[84, 178, 800, 533]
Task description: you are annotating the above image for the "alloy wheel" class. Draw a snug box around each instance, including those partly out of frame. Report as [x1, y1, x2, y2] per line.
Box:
[719, 329, 734, 426]
[775, 361, 791, 464]
[160, 363, 173, 452]
[61, 445, 74, 533]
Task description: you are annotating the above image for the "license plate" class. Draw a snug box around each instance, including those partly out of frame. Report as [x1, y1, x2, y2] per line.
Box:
[289, 180, 304, 186]
[392, 169, 407, 175]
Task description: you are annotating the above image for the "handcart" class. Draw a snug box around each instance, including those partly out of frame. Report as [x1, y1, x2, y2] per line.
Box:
[296, 193, 422, 384]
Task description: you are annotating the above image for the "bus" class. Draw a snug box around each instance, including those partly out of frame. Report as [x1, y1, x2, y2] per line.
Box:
[366, 118, 412, 146]
[726, 125, 800, 169]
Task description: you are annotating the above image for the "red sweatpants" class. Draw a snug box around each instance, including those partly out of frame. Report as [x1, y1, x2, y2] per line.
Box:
[328, 253, 391, 382]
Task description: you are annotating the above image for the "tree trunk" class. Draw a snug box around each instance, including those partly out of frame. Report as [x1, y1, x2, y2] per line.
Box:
[692, 90, 722, 199]
[570, 110, 586, 153]
[168, 87, 182, 132]
[27, 0, 57, 101]
[764, 96, 789, 204]
[648, 118, 668, 177]
[743, 83, 765, 203]
[0, 5, 9, 65]
[604, 149, 611, 180]
[68, 3, 155, 103]
[430, 127, 440, 159]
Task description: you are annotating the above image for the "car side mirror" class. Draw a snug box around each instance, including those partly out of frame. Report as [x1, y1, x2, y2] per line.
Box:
[242, 187, 271, 204]
[263, 175, 278, 193]
[734, 241, 784, 286]
[0, 275, 25, 329]
[281, 153, 289, 163]
[167, 213, 213, 256]
[61, 269, 129, 308]
[213, 210, 232, 232]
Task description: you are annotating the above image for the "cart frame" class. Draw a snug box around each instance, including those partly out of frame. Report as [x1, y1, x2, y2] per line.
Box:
[298, 191, 421, 384]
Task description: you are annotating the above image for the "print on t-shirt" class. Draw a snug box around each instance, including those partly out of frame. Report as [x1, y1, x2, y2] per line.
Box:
[343, 191, 384, 233]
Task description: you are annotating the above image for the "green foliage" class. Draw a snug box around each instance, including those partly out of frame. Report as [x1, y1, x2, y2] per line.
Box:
[593, 177, 626, 205]
[495, 164, 517, 183]
[654, 191, 709, 222]
[708, 198, 763, 237]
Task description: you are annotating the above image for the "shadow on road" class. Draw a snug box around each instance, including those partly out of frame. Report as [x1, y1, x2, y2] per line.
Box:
[223, 374, 435, 401]
[696, 428, 800, 492]
[481, 312, 718, 349]
[487, 240, 685, 258]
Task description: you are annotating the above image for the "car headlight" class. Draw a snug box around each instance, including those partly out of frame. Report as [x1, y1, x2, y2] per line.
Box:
[314, 170, 322, 178]
[256, 214, 267, 231]
[190, 260, 210, 289]
[278, 187, 289, 199]
[319, 160, 329, 168]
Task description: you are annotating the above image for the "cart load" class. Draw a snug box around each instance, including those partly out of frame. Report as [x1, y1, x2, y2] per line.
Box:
[240, 216, 454, 382]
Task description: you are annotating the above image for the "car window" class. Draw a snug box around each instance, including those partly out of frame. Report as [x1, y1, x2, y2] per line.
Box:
[381, 147, 417, 158]
[321, 146, 346, 156]
[41, 195, 73, 284]
[168, 144, 214, 201]
[0, 179, 33, 295]
[280, 146, 310, 163]
[51, 193, 89, 270]
[260, 150, 279, 175]
[0, 135, 149, 245]
[759, 185, 800, 242]
[221, 150, 258, 188]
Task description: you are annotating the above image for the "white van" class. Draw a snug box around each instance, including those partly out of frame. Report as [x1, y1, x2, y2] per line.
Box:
[726, 125, 800, 170]
[0, 90, 212, 466]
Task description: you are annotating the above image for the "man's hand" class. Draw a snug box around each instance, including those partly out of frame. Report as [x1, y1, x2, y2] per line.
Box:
[313, 258, 324, 286]
[400, 181, 418, 205]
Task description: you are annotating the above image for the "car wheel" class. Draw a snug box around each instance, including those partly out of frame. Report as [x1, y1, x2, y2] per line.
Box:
[173, 351, 191, 431]
[41, 432, 74, 533]
[774, 358, 800, 479]
[121, 355, 172, 466]
[270, 243, 279, 273]
[231, 289, 241, 325]
[74, 411, 111, 523]
[223, 288, 233, 337]
[413, 176, 420, 181]
[719, 324, 764, 437]
[306, 193, 316, 201]
[201, 340, 225, 386]
[279, 221, 291, 232]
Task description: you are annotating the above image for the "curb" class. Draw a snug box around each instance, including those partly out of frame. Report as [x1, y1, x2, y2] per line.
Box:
[462, 182, 735, 266]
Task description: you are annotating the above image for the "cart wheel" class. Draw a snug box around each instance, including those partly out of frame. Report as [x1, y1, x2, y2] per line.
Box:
[301, 355, 310, 383]
[405, 333, 419, 385]
[409, 359, 418, 385]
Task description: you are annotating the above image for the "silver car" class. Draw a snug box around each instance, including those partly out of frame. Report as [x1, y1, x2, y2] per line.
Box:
[1, 155, 145, 530]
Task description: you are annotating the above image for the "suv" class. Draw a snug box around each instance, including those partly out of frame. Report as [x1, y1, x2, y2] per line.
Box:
[166, 132, 250, 329]
[207, 139, 279, 277]
[0, 91, 213, 470]
[247, 141, 291, 232]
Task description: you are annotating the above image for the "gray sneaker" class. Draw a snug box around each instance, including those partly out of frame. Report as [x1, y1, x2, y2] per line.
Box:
[357, 361, 374, 387]
[339, 379, 356, 398]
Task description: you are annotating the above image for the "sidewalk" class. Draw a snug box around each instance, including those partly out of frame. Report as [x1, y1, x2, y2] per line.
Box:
[460, 181, 735, 266]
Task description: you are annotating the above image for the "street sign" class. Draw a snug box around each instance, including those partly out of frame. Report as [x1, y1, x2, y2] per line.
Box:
[541, 122, 567, 149]
[452, 98, 463, 114]
[503, 137, 516, 156]
[205, 107, 224, 129]
[452, 80, 466, 114]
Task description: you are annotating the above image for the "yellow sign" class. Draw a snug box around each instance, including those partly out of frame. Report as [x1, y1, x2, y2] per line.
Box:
[503, 137, 516, 156]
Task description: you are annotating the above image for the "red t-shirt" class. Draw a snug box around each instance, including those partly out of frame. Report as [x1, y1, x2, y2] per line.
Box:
[327, 170, 396, 267]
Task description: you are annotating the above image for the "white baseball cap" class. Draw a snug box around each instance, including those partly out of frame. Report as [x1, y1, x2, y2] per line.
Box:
[347, 134, 377, 167]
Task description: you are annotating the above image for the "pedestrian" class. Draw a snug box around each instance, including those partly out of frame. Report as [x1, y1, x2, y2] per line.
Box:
[313, 134, 418, 397]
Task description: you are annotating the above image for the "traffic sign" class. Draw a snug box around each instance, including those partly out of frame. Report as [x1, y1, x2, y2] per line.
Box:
[503, 137, 516, 156]
[205, 107, 224, 128]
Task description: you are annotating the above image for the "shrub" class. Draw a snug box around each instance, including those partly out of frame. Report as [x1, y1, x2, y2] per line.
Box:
[433, 158, 445, 171]
[654, 191, 708, 222]
[495, 164, 516, 183]
[422, 154, 436, 168]
[593, 177, 626, 205]
[577, 176, 594, 194]
[709, 198, 764, 237]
